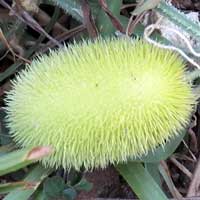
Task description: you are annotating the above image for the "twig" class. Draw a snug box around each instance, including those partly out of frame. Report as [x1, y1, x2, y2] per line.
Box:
[0, 0, 61, 47]
[182, 140, 197, 162]
[170, 156, 193, 179]
[0, 28, 31, 64]
[160, 160, 183, 199]
[81, 0, 98, 38]
[188, 115, 198, 153]
[126, 12, 146, 36]
[187, 156, 200, 197]
[35, 8, 68, 34]
[0, 8, 14, 20]
[173, 154, 196, 163]
[39, 25, 86, 53]
[0, 50, 9, 61]
[0, 28, 16, 61]
[98, 0, 125, 33]
[121, 3, 137, 10]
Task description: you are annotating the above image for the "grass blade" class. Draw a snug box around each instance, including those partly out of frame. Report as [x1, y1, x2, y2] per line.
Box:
[0, 146, 52, 176]
[3, 164, 52, 200]
[0, 182, 31, 194]
[116, 162, 168, 200]
[134, 130, 185, 162]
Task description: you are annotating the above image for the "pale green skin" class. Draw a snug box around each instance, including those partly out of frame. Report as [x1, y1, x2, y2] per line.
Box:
[5, 38, 194, 170]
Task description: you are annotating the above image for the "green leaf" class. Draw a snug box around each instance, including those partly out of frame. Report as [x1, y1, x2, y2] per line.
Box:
[74, 178, 93, 192]
[0, 146, 52, 176]
[132, 0, 161, 16]
[3, 165, 52, 200]
[33, 188, 44, 200]
[116, 162, 168, 200]
[95, 0, 123, 35]
[0, 182, 28, 194]
[0, 109, 12, 145]
[159, 163, 182, 199]
[145, 163, 161, 186]
[0, 144, 15, 156]
[43, 176, 65, 199]
[67, 169, 82, 186]
[133, 130, 185, 162]
[51, 0, 83, 22]
[63, 188, 77, 200]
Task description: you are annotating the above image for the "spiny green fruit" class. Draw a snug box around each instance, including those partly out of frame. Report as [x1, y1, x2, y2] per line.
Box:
[5, 38, 194, 170]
